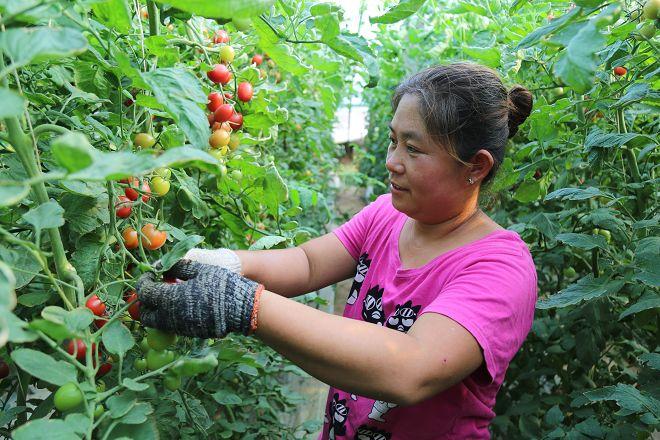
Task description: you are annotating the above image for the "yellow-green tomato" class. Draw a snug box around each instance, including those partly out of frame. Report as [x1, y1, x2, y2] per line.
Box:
[155, 167, 172, 179]
[94, 405, 105, 419]
[150, 176, 170, 196]
[218, 164, 228, 178]
[134, 133, 156, 149]
[146, 328, 177, 350]
[220, 45, 235, 64]
[134, 358, 147, 371]
[230, 170, 243, 182]
[146, 349, 174, 370]
[163, 374, 182, 391]
[228, 133, 240, 151]
[54, 382, 84, 412]
[642, 0, 659, 20]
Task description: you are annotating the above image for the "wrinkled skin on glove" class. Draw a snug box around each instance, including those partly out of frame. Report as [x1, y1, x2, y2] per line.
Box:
[136, 259, 260, 338]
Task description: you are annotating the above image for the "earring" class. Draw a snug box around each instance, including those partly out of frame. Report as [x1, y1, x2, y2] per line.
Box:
[467, 177, 474, 185]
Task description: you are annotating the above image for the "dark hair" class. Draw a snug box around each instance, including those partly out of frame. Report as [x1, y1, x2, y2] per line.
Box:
[391, 63, 533, 184]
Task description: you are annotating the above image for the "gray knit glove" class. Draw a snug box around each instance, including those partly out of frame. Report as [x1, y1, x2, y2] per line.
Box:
[136, 260, 262, 338]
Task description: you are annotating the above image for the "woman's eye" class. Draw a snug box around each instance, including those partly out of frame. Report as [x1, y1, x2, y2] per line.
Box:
[388, 139, 396, 147]
[407, 145, 419, 153]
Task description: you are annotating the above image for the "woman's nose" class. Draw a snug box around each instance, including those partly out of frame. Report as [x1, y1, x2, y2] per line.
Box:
[386, 147, 404, 174]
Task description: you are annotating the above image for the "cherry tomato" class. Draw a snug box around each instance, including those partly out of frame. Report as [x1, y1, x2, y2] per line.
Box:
[96, 362, 112, 378]
[172, 354, 218, 376]
[207, 92, 224, 112]
[613, 66, 627, 76]
[206, 64, 231, 84]
[115, 195, 132, 218]
[54, 382, 84, 412]
[86, 295, 106, 316]
[163, 374, 181, 391]
[214, 104, 234, 123]
[94, 317, 108, 329]
[125, 291, 140, 321]
[123, 98, 133, 107]
[643, 0, 659, 20]
[0, 360, 10, 379]
[146, 349, 175, 370]
[94, 405, 105, 418]
[134, 133, 156, 149]
[212, 121, 232, 132]
[251, 54, 263, 66]
[66, 339, 95, 361]
[154, 167, 172, 179]
[146, 328, 177, 350]
[207, 112, 215, 127]
[151, 176, 170, 196]
[213, 29, 229, 44]
[209, 129, 231, 148]
[122, 227, 139, 250]
[209, 148, 229, 161]
[228, 112, 243, 130]
[228, 133, 240, 151]
[533, 169, 542, 180]
[237, 82, 253, 102]
[124, 178, 150, 202]
[141, 223, 167, 250]
[140, 338, 150, 353]
[134, 358, 147, 370]
[220, 45, 235, 64]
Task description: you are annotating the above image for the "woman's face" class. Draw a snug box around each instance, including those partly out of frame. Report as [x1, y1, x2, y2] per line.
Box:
[386, 94, 475, 224]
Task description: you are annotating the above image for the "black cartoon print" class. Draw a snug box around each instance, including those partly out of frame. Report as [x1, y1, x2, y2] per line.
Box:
[385, 300, 421, 333]
[368, 400, 398, 422]
[361, 285, 385, 325]
[347, 253, 371, 305]
[326, 393, 350, 439]
[355, 425, 392, 440]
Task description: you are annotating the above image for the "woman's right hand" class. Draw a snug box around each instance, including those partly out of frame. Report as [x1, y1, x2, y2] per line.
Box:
[183, 248, 242, 273]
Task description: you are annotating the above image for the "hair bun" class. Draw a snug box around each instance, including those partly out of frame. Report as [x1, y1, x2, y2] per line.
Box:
[507, 85, 533, 138]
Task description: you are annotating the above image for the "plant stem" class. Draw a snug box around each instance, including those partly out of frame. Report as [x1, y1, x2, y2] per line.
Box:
[615, 106, 645, 217]
[147, 0, 159, 36]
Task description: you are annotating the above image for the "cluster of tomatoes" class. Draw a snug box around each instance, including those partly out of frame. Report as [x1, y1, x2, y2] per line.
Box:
[205, 28, 262, 166]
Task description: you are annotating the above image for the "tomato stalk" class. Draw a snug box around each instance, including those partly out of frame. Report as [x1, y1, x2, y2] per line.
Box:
[615, 107, 645, 216]
[146, 0, 159, 36]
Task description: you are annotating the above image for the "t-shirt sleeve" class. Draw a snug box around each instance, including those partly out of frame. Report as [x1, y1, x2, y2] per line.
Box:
[420, 252, 538, 384]
[332, 195, 388, 261]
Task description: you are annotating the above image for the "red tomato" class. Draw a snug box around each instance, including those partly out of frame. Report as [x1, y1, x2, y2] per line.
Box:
[223, 92, 233, 100]
[86, 295, 106, 316]
[251, 54, 263, 66]
[124, 291, 140, 321]
[207, 64, 231, 85]
[122, 227, 139, 249]
[213, 29, 229, 44]
[0, 361, 9, 379]
[96, 362, 112, 378]
[207, 92, 224, 112]
[613, 66, 627, 76]
[124, 179, 150, 202]
[228, 112, 243, 130]
[237, 82, 253, 102]
[214, 104, 234, 122]
[94, 317, 108, 329]
[139, 181, 151, 202]
[141, 224, 167, 250]
[67, 339, 95, 361]
[115, 195, 132, 218]
[207, 112, 215, 127]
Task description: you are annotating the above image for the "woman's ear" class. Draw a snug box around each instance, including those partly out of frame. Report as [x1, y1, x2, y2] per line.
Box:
[467, 150, 494, 184]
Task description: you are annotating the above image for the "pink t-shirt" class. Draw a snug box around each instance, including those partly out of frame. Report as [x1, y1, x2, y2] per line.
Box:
[319, 194, 537, 440]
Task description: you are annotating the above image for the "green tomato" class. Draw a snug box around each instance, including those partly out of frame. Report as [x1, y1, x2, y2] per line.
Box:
[598, 229, 612, 243]
[642, 0, 659, 20]
[150, 176, 171, 196]
[134, 133, 156, 149]
[220, 45, 235, 64]
[96, 381, 106, 393]
[140, 337, 150, 354]
[54, 382, 84, 412]
[563, 267, 577, 278]
[146, 349, 175, 371]
[636, 22, 656, 40]
[94, 404, 105, 419]
[146, 328, 177, 351]
[134, 358, 147, 371]
[163, 374, 182, 391]
[232, 17, 252, 31]
[172, 354, 218, 377]
[154, 167, 172, 179]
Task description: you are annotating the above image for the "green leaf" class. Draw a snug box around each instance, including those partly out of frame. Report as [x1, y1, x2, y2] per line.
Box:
[17, 291, 49, 307]
[0, 181, 30, 207]
[556, 232, 607, 250]
[537, 275, 624, 309]
[545, 187, 605, 201]
[91, 0, 132, 34]
[516, 7, 581, 49]
[64, 413, 89, 435]
[152, 0, 274, 18]
[0, 261, 17, 311]
[633, 237, 659, 287]
[544, 405, 565, 425]
[262, 163, 288, 216]
[370, 0, 427, 24]
[0, 27, 87, 69]
[513, 179, 541, 203]
[462, 46, 501, 68]
[0, 87, 25, 118]
[160, 235, 204, 271]
[61, 193, 109, 236]
[0, 245, 42, 289]
[10, 348, 77, 386]
[106, 392, 137, 419]
[22, 200, 65, 232]
[102, 320, 135, 357]
[553, 22, 607, 93]
[619, 297, 660, 320]
[639, 353, 660, 371]
[122, 378, 149, 392]
[248, 235, 287, 250]
[70, 235, 103, 288]
[141, 68, 208, 149]
[614, 83, 651, 107]
[212, 391, 243, 405]
[0, 309, 37, 343]
[584, 127, 648, 151]
[12, 418, 80, 440]
[582, 384, 660, 417]
[119, 402, 154, 424]
[64, 308, 95, 332]
[448, 1, 489, 16]
[28, 319, 72, 341]
[253, 20, 308, 76]
[51, 132, 98, 173]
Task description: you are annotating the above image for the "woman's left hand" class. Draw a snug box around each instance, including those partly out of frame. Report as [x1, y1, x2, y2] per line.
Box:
[136, 259, 262, 338]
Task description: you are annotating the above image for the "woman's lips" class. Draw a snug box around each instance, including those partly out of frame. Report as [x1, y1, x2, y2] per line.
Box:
[391, 182, 408, 191]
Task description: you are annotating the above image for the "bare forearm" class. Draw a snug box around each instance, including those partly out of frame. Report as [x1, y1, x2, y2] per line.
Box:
[235, 248, 311, 297]
[254, 290, 424, 404]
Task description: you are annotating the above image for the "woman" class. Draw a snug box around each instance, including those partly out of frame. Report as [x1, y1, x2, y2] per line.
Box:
[137, 62, 537, 439]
